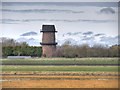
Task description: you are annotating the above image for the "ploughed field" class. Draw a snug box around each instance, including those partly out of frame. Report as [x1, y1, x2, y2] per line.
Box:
[1, 58, 120, 88]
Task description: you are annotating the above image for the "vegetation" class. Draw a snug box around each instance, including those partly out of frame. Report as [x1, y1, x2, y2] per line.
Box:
[1, 58, 119, 64]
[2, 65, 118, 73]
[2, 37, 42, 57]
[2, 37, 28, 47]
[2, 46, 42, 58]
[1, 38, 119, 58]
[55, 41, 119, 58]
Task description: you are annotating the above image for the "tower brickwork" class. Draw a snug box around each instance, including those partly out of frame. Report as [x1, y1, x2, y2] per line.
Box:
[40, 25, 57, 57]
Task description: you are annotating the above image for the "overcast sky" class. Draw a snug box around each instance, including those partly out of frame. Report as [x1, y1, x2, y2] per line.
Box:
[2, 0, 119, 2]
[1, 1, 119, 46]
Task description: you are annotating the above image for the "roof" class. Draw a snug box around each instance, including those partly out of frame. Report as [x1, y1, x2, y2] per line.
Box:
[7, 56, 31, 59]
[41, 25, 57, 32]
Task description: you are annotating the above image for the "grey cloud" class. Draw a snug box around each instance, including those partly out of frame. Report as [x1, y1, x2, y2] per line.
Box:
[1, 9, 84, 14]
[22, 19, 47, 22]
[100, 36, 118, 45]
[100, 7, 115, 14]
[0, 19, 18, 24]
[3, 2, 118, 7]
[1, 19, 20, 24]
[2, 22, 18, 24]
[16, 37, 40, 46]
[63, 32, 81, 36]
[2, 18, 116, 24]
[94, 33, 105, 36]
[2, 19, 20, 22]
[20, 31, 38, 36]
[82, 36, 95, 41]
[115, 35, 120, 44]
[50, 19, 115, 23]
[100, 36, 116, 41]
[64, 38, 78, 45]
[1, 19, 47, 24]
[29, 38, 35, 41]
[83, 31, 93, 35]
[61, 31, 118, 46]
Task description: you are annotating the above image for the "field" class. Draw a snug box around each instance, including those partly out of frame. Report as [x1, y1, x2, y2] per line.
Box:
[2, 66, 119, 72]
[1, 58, 120, 88]
[1, 58, 119, 65]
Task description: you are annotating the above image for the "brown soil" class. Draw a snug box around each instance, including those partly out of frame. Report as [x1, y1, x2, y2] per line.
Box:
[2, 72, 119, 88]
[1, 72, 119, 76]
[2, 79, 118, 88]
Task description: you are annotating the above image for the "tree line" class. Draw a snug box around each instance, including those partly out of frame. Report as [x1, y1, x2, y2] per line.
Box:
[55, 41, 119, 58]
[1, 38, 119, 58]
[2, 38, 42, 58]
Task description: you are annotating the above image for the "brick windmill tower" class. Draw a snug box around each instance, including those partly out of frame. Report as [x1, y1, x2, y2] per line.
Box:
[40, 24, 57, 57]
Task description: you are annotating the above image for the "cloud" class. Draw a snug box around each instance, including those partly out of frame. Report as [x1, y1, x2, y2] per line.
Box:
[100, 7, 115, 14]
[0, 19, 20, 24]
[82, 36, 95, 41]
[1, 19, 20, 24]
[1, 19, 20, 22]
[83, 31, 93, 35]
[16, 37, 40, 46]
[50, 19, 116, 23]
[2, 2, 118, 7]
[11, 30, 118, 46]
[94, 33, 105, 36]
[1, 19, 47, 24]
[22, 19, 47, 22]
[63, 32, 81, 36]
[20, 31, 38, 36]
[60, 31, 118, 46]
[2, 19, 116, 24]
[63, 38, 78, 45]
[2, 9, 84, 14]
[100, 36, 118, 45]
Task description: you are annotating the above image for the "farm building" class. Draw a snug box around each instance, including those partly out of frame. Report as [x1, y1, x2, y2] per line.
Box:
[7, 56, 31, 59]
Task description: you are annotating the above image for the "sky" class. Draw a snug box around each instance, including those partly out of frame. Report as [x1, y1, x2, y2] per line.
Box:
[1, 1, 119, 46]
[2, 0, 119, 2]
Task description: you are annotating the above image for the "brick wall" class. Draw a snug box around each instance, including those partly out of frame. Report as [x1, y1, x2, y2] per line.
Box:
[42, 45, 56, 57]
[42, 32, 55, 43]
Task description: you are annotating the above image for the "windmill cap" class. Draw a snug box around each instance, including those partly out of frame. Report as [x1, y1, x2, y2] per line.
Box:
[41, 24, 57, 32]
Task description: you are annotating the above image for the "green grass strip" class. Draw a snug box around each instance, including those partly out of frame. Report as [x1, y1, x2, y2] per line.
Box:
[2, 65, 119, 73]
[1, 58, 119, 64]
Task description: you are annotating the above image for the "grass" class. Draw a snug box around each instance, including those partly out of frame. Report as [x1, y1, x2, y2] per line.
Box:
[2, 65, 119, 73]
[2, 58, 119, 73]
[1, 58, 119, 64]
